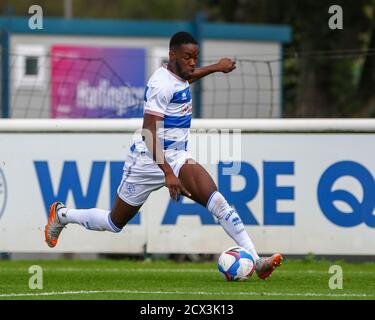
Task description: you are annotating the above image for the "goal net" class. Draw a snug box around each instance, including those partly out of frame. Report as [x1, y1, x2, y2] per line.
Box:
[3, 50, 281, 119]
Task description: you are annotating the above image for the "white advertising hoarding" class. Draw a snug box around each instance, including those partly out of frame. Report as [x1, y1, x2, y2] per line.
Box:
[0, 120, 374, 255]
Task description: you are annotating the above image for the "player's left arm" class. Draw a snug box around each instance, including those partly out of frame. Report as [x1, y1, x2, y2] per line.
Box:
[188, 58, 236, 84]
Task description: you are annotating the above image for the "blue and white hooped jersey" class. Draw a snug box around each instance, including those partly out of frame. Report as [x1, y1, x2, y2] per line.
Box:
[142, 66, 192, 152]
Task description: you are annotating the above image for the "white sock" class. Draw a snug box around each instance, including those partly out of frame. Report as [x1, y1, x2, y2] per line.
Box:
[207, 191, 260, 261]
[58, 207, 121, 233]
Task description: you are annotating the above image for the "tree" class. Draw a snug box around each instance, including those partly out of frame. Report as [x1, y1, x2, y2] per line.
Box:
[2, 0, 374, 117]
[356, 5, 375, 116]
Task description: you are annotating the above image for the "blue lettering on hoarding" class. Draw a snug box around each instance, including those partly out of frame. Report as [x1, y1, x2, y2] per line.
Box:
[318, 161, 375, 227]
[34, 161, 140, 224]
[34, 161, 105, 211]
[218, 161, 259, 225]
[264, 162, 295, 225]
[163, 161, 295, 226]
[110, 162, 124, 207]
[34, 160, 375, 228]
[164, 161, 261, 225]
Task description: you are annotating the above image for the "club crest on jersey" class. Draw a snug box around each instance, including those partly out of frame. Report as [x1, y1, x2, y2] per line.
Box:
[0, 167, 7, 220]
[125, 183, 136, 196]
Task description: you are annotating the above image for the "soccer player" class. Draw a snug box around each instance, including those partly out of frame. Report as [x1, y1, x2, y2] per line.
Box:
[45, 31, 282, 279]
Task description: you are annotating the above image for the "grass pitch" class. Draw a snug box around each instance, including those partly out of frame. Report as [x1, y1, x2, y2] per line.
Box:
[0, 258, 374, 300]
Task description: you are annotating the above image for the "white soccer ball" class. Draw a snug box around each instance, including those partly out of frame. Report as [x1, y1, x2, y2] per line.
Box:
[217, 246, 255, 281]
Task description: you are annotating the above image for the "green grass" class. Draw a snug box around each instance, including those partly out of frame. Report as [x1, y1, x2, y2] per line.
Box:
[0, 258, 374, 300]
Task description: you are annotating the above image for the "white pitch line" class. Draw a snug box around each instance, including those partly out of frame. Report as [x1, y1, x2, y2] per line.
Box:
[0, 267, 374, 275]
[0, 267, 215, 273]
[0, 289, 374, 298]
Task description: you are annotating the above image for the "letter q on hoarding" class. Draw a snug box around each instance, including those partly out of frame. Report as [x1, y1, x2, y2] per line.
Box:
[318, 161, 375, 227]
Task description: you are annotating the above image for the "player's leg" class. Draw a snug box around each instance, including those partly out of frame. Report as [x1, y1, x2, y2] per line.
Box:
[45, 196, 141, 248]
[110, 195, 142, 228]
[60, 195, 141, 230]
[45, 144, 163, 248]
[45, 168, 162, 248]
[178, 160, 282, 279]
[178, 160, 217, 207]
[178, 159, 259, 259]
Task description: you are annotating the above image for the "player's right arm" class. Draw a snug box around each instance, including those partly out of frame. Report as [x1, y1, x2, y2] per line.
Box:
[142, 113, 191, 201]
[188, 58, 236, 84]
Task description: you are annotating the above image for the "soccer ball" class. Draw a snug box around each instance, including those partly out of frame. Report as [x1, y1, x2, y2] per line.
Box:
[217, 246, 255, 281]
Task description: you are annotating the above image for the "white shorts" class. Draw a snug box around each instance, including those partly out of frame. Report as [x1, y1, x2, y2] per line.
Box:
[117, 142, 193, 206]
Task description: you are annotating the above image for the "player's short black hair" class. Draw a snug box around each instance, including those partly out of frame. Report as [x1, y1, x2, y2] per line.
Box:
[169, 31, 198, 49]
